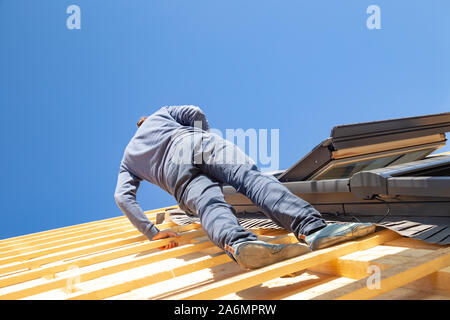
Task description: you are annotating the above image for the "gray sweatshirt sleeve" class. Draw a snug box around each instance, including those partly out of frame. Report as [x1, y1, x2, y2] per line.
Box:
[114, 166, 160, 240]
[166, 105, 210, 131]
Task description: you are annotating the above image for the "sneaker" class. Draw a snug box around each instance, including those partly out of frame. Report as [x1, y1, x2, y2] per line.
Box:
[230, 240, 311, 270]
[305, 222, 376, 251]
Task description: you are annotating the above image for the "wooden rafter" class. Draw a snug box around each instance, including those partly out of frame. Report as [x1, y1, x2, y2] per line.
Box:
[0, 206, 448, 300]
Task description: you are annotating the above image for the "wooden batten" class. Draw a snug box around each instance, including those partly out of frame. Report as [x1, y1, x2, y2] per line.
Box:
[0, 205, 448, 300]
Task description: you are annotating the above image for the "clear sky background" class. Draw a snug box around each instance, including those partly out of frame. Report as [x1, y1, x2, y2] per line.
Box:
[1, 0, 449, 239]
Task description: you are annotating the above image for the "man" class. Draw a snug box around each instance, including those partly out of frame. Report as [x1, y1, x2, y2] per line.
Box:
[114, 105, 375, 269]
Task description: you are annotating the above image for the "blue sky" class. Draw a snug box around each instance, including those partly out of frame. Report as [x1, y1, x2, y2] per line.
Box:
[0, 0, 449, 239]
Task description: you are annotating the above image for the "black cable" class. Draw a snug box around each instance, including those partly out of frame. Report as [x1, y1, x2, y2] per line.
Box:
[341, 204, 361, 223]
[374, 195, 391, 223]
[350, 214, 361, 223]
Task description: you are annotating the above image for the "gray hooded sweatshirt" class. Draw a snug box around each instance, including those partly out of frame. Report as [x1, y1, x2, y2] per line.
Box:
[114, 105, 210, 240]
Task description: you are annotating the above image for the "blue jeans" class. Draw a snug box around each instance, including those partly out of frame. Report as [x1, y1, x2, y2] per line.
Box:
[164, 132, 327, 258]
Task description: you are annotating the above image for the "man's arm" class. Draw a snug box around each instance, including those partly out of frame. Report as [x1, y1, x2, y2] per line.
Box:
[166, 105, 210, 131]
[114, 166, 160, 240]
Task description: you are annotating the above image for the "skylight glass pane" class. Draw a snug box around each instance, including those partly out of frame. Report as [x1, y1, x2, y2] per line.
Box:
[313, 149, 434, 180]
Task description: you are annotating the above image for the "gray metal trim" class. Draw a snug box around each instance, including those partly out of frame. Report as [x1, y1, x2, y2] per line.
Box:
[350, 155, 450, 199]
[344, 201, 450, 217]
[223, 179, 351, 205]
[259, 179, 352, 195]
[388, 177, 450, 198]
[224, 177, 450, 217]
[283, 179, 350, 194]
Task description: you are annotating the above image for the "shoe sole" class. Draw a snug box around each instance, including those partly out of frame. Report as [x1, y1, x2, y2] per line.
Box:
[234, 243, 311, 270]
[311, 224, 376, 251]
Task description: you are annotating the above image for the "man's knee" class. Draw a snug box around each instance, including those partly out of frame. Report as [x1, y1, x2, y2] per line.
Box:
[196, 193, 235, 217]
[232, 164, 262, 192]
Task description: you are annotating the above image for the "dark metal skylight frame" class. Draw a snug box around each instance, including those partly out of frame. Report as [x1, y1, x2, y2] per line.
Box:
[277, 112, 450, 182]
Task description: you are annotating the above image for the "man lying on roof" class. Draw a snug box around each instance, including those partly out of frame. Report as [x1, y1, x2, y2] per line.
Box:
[114, 105, 375, 269]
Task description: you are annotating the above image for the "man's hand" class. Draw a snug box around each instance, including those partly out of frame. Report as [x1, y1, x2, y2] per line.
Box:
[151, 231, 180, 250]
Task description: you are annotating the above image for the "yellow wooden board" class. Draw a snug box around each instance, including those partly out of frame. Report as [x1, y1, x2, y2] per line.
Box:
[0, 206, 448, 300]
